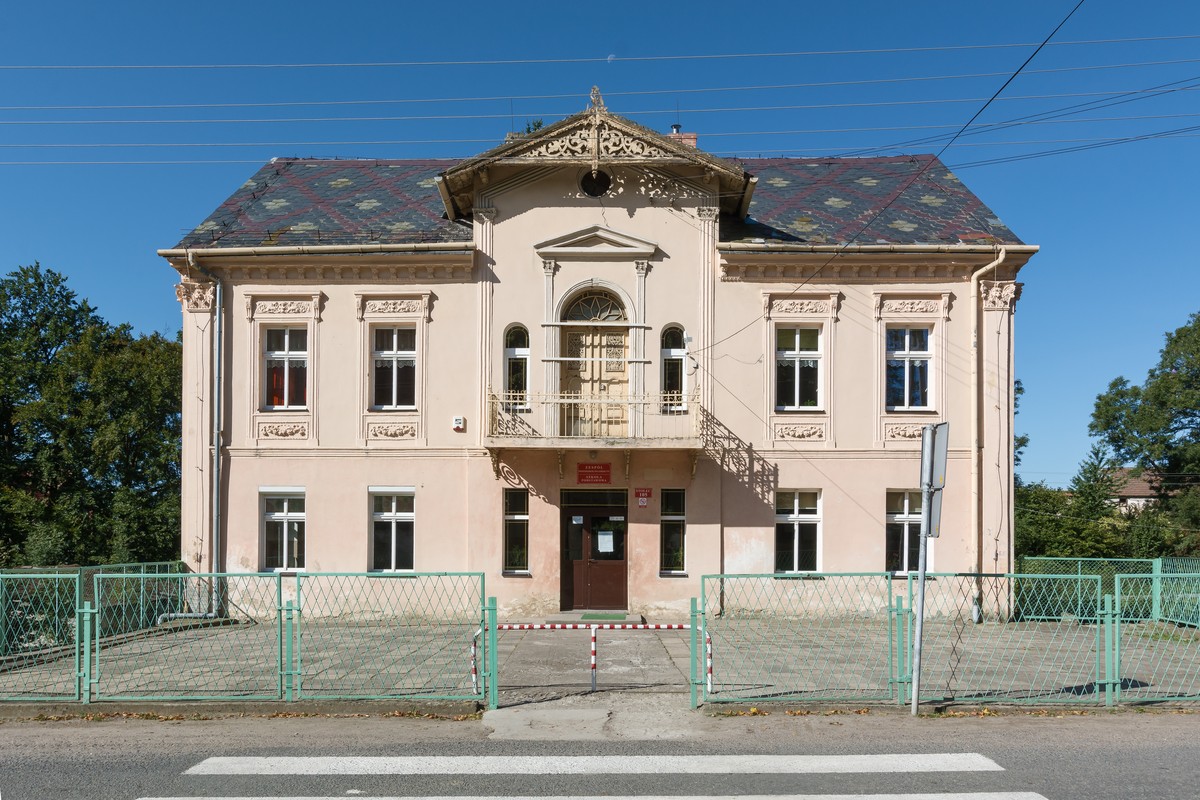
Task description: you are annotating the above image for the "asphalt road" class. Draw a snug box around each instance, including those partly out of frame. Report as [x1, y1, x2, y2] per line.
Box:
[0, 695, 1195, 800]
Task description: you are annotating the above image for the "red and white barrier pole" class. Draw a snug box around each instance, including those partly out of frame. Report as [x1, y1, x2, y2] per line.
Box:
[705, 630, 713, 693]
[590, 624, 598, 692]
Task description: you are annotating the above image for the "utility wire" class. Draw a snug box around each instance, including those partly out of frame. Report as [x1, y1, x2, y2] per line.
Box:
[4, 86, 1195, 126]
[686, 0, 1090, 360]
[5, 57, 1199, 112]
[1, 33, 1195, 70]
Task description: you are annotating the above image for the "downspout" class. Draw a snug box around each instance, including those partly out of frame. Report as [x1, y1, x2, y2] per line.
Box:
[970, 247, 1006, 576]
[160, 251, 223, 624]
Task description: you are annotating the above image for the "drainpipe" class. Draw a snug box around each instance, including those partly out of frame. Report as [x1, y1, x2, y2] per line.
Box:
[161, 251, 224, 624]
[970, 247, 1006, 576]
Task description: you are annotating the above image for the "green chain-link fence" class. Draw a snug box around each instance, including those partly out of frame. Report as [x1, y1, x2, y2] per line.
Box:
[699, 571, 1198, 706]
[0, 573, 81, 701]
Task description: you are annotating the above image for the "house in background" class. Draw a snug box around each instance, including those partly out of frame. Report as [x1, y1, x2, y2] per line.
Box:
[161, 89, 1037, 617]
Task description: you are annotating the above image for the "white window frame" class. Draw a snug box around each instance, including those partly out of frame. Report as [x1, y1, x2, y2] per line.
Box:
[502, 488, 530, 574]
[774, 325, 823, 411]
[370, 489, 415, 572]
[885, 326, 933, 412]
[659, 488, 687, 575]
[886, 490, 928, 573]
[371, 326, 418, 411]
[774, 490, 821, 573]
[660, 326, 688, 413]
[262, 492, 305, 572]
[263, 327, 309, 411]
[503, 326, 531, 412]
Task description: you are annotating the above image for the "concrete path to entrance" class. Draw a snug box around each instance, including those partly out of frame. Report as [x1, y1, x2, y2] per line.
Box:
[492, 614, 693, 707]
[487, 614, 699, 739]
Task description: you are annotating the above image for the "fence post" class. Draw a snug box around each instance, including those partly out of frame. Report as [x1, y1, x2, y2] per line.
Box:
[1151, 559, 1162, 622]
[1102, 594, 1115, 707]
[892, 595, 909, 705]
[283, 600, 296, 702]
[689, 597, 699, 709]
[0, 574, 7, 658]
[486, 596, 498, 710]
[78, 600, 95, 704]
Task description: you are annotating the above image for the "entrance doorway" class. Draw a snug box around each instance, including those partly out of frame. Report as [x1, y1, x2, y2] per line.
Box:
[560, 489, 629, 610]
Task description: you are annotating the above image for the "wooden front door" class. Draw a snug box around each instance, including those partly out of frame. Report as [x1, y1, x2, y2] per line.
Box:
[561, 509, 628, 610]
[561, 327, 628, 437]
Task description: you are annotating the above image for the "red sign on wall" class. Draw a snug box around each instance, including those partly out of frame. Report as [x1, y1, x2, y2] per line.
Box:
[634, 488, 652, 499]
[577, 463, 612, 484]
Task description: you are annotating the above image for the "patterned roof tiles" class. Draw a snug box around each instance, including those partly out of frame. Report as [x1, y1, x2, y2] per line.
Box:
[176, 159, 471, 248]
[175, 153, 1021, 250]
[727, 156, 1022, 246]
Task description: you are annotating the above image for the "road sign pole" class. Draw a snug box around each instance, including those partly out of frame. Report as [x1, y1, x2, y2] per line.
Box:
[911, 422, 947, 716]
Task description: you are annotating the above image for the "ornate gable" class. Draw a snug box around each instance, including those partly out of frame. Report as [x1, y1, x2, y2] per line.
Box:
[438, 87, 752, 221]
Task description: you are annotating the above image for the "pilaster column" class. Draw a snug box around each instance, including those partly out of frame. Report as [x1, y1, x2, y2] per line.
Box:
[979, 280, 1022, 575]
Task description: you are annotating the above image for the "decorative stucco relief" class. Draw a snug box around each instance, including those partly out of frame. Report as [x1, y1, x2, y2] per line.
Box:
[774, 424, 825, 441]
[722, 263, 960, 282]
[981, 281, 1023, 310]
[764, 293, 840, 321]
[255, 300, 311, 316]
[258, 422, 308, 439]
[175, 282, 214, 312]
[696, 207, 720, 221]
[368, 423, 417, 439]
[355, 292, 430, 321]
[364, 299, 422, 315]
[884, 423, 926, 440]
[873, 292, 951, 320]
[246, 293, 322, 321]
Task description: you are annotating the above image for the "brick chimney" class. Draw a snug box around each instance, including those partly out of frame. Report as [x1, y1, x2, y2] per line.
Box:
[667, 123, 698, 148]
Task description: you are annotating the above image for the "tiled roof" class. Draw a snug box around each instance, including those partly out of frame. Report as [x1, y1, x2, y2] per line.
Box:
[175, 154, 1021, 250]
[175, 159, 471, 248]
[727, 156, 1022, 246]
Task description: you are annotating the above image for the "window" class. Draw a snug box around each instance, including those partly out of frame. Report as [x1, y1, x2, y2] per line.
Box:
[372, 327, 417, 409]
[264, 495, 305, 570]
[775, 490, 820, 572]
[372, 493, 414, 571]
[660, 489, 686, 574]
[503, 489, 529, 573]
[886, 327, 931, 410]
[775, 327, 821, 410]
[264, 328, 308, 409]
[504, 326, 530, 410]
[661, 327, 687, 413]
[886, 491, 925, 573]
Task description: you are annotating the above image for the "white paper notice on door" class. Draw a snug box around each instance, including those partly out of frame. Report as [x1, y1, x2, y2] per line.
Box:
[597, 531, 614, 553]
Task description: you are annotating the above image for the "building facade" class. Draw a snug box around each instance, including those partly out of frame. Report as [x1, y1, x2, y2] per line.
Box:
[162, 90, 1036, 617]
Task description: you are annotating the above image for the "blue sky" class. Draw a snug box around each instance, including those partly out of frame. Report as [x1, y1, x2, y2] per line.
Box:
[2, 1, 1198, 487]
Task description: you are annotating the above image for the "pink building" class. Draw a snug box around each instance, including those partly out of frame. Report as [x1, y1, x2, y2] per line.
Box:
[161, 90, 1037, 617]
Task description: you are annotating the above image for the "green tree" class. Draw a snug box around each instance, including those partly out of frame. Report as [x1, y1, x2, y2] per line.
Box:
[1091, 312, 1200, 554]
[0, 265, 181, 567]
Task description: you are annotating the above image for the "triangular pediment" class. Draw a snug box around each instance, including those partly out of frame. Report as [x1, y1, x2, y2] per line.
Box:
[438, 87, 753, 221]
[534, 226, 657, 260]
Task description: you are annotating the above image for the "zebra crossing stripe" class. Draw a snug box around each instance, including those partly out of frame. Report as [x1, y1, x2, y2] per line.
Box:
[185, 753, 1004, 775]
[141, 794, 1050, 800]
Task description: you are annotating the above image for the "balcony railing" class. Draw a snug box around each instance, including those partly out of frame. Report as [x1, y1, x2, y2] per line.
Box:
[486, 391, 700, 444]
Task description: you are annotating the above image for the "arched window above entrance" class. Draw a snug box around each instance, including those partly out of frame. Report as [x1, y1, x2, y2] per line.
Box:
[563, 291, 627, 322]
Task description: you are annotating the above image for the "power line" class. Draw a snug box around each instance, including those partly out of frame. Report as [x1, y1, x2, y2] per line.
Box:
[4, 86, 1196, 127]
[2, 34, 1197, 70]
[5, 57, 1200, 112]
[686, 0, 1090, 361]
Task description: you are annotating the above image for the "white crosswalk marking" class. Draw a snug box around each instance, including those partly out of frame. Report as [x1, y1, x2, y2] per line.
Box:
[141, 795, 1050, 800]
[184, 753, 1005, 775]
[148, 751, 1052, 800]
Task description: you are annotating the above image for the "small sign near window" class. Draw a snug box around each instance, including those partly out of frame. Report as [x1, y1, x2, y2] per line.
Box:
[635, 487, 652, 507]
[597, 531, 615, 553]
[577, 463, 612, 484]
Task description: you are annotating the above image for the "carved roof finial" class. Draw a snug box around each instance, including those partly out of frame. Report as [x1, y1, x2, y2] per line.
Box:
[589, 86, 606, 113]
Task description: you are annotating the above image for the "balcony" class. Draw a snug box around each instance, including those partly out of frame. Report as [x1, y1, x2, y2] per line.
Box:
[485, 391, 701, 448]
